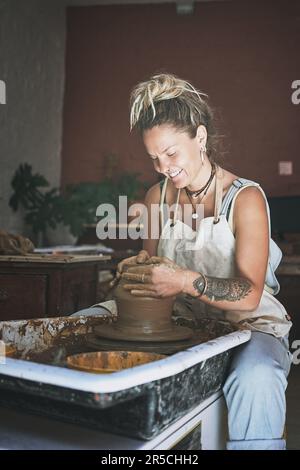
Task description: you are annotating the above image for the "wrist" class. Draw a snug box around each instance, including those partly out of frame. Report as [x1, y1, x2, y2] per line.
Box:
[192, 272, 207, 298]
[181, 271, 207, 297]
[180, 270, 197, 295]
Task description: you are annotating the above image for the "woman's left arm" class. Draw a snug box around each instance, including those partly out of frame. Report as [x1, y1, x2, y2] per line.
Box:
[122, 187, 269, 312]
[184, 186, 269, 311]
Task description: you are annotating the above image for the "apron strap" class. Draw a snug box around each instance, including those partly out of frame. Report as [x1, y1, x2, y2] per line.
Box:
[159, 177, 169, 229]
[213, 165, 223, 224]
[173, 188, 181, 225]
[159, 177, 181, 227]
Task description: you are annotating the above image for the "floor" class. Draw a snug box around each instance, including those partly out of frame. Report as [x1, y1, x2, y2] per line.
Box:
[286, 364, 300, 449]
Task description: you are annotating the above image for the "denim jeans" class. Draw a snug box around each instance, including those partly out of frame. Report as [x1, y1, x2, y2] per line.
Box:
[223, 331, 293, 450]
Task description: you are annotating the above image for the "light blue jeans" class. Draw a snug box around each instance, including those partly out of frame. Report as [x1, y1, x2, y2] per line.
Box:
[223, 331, 293, 450]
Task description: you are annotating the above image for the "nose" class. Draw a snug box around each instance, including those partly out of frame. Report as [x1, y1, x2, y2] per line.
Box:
[156, 156, 170, 175]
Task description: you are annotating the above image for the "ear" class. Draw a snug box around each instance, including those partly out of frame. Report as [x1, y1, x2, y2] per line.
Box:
[196, 125, 207, 147]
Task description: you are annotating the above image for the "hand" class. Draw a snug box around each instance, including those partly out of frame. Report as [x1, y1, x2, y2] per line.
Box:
[110, 249, 151, 287]
[121, 256, 187, 298]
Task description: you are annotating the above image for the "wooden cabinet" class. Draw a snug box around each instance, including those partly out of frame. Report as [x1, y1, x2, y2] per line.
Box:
[0, 273, 47, 319]
[0, 255, 110, 321]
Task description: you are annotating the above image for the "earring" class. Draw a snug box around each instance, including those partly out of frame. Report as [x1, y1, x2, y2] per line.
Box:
[201, 150, 204, 165]
[200, 145, 207, 165]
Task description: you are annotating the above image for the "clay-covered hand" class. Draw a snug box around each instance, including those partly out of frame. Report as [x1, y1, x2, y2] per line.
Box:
[110, 249, 151, 287]
[121, 256, 187, 298]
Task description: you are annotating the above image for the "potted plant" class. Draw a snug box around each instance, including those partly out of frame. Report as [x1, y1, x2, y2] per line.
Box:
[9, 164, 63, 246]
[9, 164, 149, 247]
[66, 173, 149, 248]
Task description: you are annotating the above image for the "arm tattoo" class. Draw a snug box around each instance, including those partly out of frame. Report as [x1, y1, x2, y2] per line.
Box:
[204, 276, 252, 302]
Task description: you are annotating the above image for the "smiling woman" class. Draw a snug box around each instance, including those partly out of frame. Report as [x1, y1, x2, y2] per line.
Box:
[130, 73, 219, 176]
[113, 72, 293, 450]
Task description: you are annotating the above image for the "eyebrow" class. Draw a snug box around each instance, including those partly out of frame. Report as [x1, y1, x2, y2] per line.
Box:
[147, 145, 175, 158]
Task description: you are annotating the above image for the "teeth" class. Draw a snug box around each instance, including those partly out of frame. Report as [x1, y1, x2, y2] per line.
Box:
[169, 169, 182, 178]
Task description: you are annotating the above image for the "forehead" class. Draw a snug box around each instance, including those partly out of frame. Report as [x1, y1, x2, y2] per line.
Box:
[143, 124, 188, 151]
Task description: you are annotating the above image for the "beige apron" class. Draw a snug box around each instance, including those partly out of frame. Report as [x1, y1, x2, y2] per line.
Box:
[157, 166, 292, 338]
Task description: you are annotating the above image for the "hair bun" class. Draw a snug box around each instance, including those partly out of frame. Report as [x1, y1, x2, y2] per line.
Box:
[130, 73, 207, 130]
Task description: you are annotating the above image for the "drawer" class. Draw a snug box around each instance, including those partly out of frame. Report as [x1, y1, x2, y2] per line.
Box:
[61, 266, 97, 315]
[0, 274, 47, 320]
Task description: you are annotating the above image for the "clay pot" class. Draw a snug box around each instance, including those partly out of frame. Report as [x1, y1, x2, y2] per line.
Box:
[94, 264, 193, 342]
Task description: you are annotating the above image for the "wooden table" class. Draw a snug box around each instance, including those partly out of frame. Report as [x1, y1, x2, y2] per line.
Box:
[0, 254, 111, 321]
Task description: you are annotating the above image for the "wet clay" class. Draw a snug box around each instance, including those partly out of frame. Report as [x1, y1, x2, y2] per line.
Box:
[94, 264, 193, 342]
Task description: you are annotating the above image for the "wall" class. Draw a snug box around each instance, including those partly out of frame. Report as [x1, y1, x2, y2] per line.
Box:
[61, 0, 300, 197]
[0, 0, 66, 234]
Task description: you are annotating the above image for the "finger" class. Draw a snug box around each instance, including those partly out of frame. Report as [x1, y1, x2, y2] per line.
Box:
[121, 272, 141, 281]
[130, 290, 160, 298]
[109, 278, 118, 288]
[125, 265, 152, 275]
[123, 283, 156, 291]
[136, 250, 150, 263]
[122, 272, 152, 283]
[117, 256, 136, 273]
[145, 256, 162, 265]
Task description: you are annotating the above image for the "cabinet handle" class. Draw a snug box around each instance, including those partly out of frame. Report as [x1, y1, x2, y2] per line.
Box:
[0, 289, 9, 301]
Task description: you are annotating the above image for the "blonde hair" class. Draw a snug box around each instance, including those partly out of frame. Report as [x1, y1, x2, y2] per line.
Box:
[130, 73, 218, 161]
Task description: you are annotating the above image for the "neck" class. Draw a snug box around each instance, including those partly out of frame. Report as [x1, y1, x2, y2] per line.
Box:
[186, 160, 214, 193]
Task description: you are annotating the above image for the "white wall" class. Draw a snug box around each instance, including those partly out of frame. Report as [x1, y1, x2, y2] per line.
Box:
[0, 0, 66, 234]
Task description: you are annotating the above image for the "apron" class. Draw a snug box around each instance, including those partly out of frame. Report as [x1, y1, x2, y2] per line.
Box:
[157, 166, 292, 338]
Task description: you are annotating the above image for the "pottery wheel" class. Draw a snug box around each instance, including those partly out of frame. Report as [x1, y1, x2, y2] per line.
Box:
[93, 320, 193, 342]
[86, 331, 207, 355]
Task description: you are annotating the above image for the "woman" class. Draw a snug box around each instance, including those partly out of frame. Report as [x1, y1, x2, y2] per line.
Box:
[117, 73, 292, 450]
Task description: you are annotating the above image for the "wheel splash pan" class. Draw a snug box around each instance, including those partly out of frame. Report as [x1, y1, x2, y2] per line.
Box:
[0, 312, 250, 440]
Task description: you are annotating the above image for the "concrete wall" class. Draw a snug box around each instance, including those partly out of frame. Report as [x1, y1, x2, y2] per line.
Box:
[0, 0, 66, 234]
[61, 0, 300, 197]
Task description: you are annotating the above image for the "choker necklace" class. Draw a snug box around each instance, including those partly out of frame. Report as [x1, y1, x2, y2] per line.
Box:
[185, 164, 216, 219]
[185, 163, 216, 199]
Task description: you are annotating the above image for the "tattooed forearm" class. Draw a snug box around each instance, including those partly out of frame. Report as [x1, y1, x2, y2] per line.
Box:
[205, 276, 252, 302]
[193, 275, 252, 302]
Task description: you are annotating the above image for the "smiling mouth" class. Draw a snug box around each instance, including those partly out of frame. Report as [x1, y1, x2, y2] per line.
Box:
[168, 169, 183, 178]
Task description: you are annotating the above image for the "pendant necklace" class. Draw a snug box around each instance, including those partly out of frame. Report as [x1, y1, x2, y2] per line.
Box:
[185, 164, 216, 219]
[186, 187, 211, 219]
